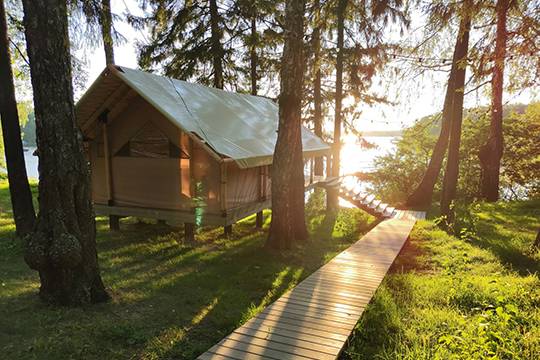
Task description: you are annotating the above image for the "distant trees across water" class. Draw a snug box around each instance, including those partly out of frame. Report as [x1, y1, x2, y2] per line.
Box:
[368, 103, 540, 205]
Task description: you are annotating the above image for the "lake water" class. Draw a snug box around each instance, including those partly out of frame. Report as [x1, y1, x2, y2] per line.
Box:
[341, 136, 398, 173]
[5, 137, 398, 182]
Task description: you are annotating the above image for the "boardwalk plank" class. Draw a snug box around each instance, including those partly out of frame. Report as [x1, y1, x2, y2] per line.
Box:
[243, 314, 353, 338]
[234, 327, 339, 358]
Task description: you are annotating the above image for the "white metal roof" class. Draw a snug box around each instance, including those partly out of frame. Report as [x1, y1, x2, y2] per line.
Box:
[76, 65, 330, 168]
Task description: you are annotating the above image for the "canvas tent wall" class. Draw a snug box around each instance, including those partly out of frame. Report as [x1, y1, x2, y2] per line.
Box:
[76, 65, 330, 226]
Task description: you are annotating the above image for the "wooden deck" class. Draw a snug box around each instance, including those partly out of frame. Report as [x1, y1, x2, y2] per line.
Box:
[197, 211, 424, 359]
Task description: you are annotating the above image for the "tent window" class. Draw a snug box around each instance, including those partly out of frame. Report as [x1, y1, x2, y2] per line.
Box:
[130, 124, 169, 158]
[116, 122, 190, 159]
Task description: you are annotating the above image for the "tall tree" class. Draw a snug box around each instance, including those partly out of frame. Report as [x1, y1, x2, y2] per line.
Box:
[0, 0, 35, 237]
[100, 0, 114, 64]
[209, 0, 224, 88]
[406, 11, 472, 209]
[327, 0, 347, 211]
[70, 0, 117, 64]
[267, 0, 307, 250]
[21, 0, 109, 305]
[478, 0, 510, 201]
[312, 0, 324, 176]
[440, 6, 472, 228]
[249, 9, 257, 95]
[137, 0, 231, 89]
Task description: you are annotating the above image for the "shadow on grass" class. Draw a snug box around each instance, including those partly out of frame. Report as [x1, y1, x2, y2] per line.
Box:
[458, 201, 540, 275]
[1, 182, 378, 359]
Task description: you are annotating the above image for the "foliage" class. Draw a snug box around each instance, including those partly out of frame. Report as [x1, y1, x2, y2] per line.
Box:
[344, 200, 540, 359]
[0, 101, 33, 169]
[303, 0, 409, 140]
[0, 182, 375, 359]
[134, 0, 283, 93]
[0, 133, 4, 169]
[369, 103, 540, 205]
[502, 104, 540, 198]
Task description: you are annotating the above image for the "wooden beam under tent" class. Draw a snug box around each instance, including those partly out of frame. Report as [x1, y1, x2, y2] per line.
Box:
[99, 110, 120, 231]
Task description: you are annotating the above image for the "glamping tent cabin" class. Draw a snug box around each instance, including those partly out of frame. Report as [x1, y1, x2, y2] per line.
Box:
[76, 65, 330, 237]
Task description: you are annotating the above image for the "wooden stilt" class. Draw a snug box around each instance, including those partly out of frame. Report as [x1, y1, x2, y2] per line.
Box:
[109, 215, 120, 231]
[224, 224, 233, 237]
[185, 223, 195, 243]
[256, 211, 263, 228]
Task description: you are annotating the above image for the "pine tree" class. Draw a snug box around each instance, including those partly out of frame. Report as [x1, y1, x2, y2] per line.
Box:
[100, 0, 114, 64]
[312, 0, 324, 176]
[0, 0, 35, 237]
[21, 0, 109, 305]
[267, 0, 307, 250]
[440, 4, 473, 229]
[327, 0, 347, 211]
[71, 0, 117, 64]
[137, 0, 233, 89]
[478, 0, 510, 202]
[406, 5, 472, 209]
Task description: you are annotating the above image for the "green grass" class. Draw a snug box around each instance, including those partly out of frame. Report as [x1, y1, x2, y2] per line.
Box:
[344, 200, 540, 359]
[0, 183, 375, 359]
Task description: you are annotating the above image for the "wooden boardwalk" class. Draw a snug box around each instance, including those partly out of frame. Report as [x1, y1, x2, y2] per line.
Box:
[197, 211, 423, 360]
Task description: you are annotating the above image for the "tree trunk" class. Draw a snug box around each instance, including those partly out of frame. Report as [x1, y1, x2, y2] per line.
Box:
[209, 0, 224, 89]
[21, 0, 109, 305]
[534, 228, 540, 249]
[313, 0, 324, 177]
[250, 14, 257, 95]
[266, 0, 307, 250]
[0, 0, 35, 237]
[405, 69, 457, 208]
[479, 0, 509, 202]
[100, 0, 114, 65]
[327, 0, 347, 211]
[440, 13, 472, 229]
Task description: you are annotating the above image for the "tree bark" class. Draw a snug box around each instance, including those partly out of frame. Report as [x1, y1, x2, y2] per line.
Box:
[405, 65, 458, 208]
[312, 0, 324, 176]
[479, 0, 509, 202]
[534, 228, 540, 249]
[0, 0, 35, 237]
[327, 0, 347, 211]
[21, 0, 109, 305]
[440, 12, 472, 229]
[250, 13, 257, 95]
[99, 0, 114, 65]
[266, 0, 307, 250]
[209, 0, 224, 89]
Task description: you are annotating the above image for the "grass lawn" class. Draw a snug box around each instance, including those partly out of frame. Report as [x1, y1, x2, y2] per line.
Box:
[344, 201, 540, 359]
[0, 181, 376, 360]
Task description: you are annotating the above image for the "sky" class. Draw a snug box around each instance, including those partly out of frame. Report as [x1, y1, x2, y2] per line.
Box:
[80, 0, 538, 132]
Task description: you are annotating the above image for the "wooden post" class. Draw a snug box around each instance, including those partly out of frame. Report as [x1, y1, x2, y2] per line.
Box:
[310, 157, 314, 184]
[220, 162, 227, 215]
[109, 214, 120, 231]
[256, 211, 263, 228]
[224, 224, 232, 237]
[185, 223, 195, 243]
[99, 110, 119, 231]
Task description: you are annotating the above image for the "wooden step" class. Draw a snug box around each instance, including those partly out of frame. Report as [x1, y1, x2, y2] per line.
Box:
[362, 194, 375, 205]
[383, 207, 395, 217]
[369, 199, 381, 209]
[375, 202, 388, 213]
